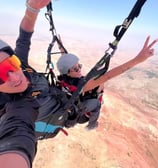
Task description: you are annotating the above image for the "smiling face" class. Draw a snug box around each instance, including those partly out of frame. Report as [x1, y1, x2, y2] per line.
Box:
[0, 52, 29, 93]
[67, 63, 82, 78]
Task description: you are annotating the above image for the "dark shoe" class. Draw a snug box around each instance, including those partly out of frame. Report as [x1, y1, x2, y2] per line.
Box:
[64, 119, 77, 128]
[77, 115, 89, 124]
[85, 121, 98, 130]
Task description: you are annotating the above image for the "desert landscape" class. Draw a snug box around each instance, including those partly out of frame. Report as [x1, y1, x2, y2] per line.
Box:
[2, 35, 158, 168]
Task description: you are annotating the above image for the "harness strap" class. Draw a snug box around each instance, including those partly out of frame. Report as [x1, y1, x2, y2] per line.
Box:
[110, 0, 147, 49]
[60, 80, 77, 92]
[45, 2, 68, 86]
[60, 128, 69, 136]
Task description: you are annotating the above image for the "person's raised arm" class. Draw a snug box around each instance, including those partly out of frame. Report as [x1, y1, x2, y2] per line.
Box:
[15, 0, 51, 64]
[0, 1, 51, 168]
[83, 36, 158, 92]
[21, 0, 51, 32]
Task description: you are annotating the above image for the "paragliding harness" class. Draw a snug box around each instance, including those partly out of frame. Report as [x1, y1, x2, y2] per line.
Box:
[62, 0, 147, 112]
[18, 64, 70, 140]
[34, 0, 147, 140]
[34, 3, 70, 140]
[57, 75, 104, 106]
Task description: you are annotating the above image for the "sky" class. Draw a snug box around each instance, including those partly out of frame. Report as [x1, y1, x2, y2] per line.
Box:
[0, 0, 157, 50]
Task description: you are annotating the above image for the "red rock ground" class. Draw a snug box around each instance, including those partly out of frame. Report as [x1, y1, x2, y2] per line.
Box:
[33, 89, 158, 168]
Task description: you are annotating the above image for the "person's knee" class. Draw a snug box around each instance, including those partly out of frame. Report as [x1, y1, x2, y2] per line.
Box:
[91, 99, 101, 112]
[83, 99, 101, 112]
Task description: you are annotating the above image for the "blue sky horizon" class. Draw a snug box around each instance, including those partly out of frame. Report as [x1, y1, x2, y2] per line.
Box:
[0, 0, 157, 51]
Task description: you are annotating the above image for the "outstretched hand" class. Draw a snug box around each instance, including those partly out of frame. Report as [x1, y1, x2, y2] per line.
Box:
[27, 0, 51, 10]
[135, 36, 158, 62]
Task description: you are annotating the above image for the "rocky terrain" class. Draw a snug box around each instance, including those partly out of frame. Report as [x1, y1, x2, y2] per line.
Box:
[2, 36, 158, 168]
[33, 87, 158, 168]
[31, 38, 158, 168]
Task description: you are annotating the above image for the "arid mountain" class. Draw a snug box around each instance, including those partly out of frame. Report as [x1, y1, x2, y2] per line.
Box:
[2, 36, 158, 168]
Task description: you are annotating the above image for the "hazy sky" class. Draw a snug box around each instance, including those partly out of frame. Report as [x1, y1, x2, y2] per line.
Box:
[0, 0, 157, 50]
